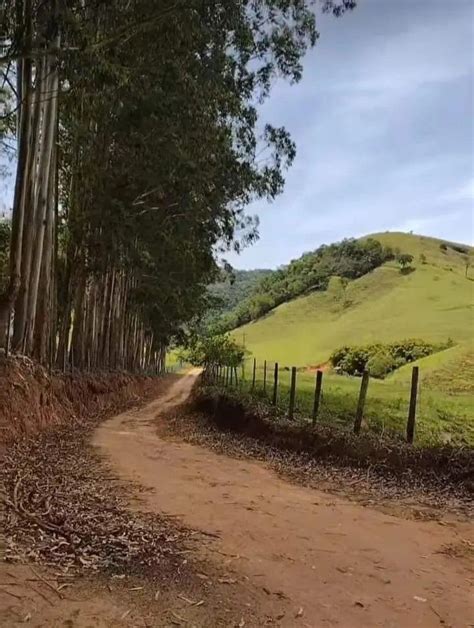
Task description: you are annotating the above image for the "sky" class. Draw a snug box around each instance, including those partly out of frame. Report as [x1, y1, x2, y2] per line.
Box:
[1, 0, 473, 268]
[226, 0, 474, 269]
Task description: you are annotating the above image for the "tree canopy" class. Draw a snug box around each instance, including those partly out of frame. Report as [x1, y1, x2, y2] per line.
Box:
[0, 0, 355, 370]
[215, 237, 394, 331]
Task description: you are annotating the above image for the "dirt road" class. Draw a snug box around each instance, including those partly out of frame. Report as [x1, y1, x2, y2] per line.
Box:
[94, 371, 473, 627]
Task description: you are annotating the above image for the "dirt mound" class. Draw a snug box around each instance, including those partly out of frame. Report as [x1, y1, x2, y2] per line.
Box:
[0, 356, 163, 447]
[306, 361, 331, 373]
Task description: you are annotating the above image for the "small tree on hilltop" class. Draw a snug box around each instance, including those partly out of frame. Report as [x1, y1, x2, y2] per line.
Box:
[397, 253, 414, 272]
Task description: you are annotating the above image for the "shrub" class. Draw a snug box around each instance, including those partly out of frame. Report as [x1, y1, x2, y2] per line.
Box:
[439, 243, 448, 252]
[366, 351, 396, 378]
[396, 253, 414, 270]
[184, 334, 245, 368]
[330, 339, 450, 378]
[449, 243, 468, 255]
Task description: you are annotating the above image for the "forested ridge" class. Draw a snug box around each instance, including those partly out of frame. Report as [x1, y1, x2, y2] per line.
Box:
[215, 237, 395, 331]
[0, 0, 356, 371]
[205, 268, 274, 326]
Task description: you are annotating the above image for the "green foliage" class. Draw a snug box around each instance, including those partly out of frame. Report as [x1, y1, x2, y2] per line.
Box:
[185, 334, 245, 368]
[218, 237, 394, 331]
[55, 0, 335, 348]
[233, 233, 473, 368]
[205, 269, 274, 326]
[396, 253, 414, 269]
[390, 343, 474, 394]
[366, 351, 395, 378]
[449, 243, 469, 255]
[330, 339, 450, 378]
[0, 81, 15, 142]
[233, 359, 474, 446]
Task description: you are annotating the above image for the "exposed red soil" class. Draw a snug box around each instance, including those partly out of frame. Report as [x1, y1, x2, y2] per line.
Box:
[306, 362, 331, 373]
[0, 356, 165, 447]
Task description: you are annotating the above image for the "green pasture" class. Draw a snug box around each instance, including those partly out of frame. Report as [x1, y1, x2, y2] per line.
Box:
[229, 354, 474, 446]
[233, 233, 473, 368]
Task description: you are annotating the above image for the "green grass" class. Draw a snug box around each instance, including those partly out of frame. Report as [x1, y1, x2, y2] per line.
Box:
[234, 359, 474, 446]
[234, 232, 473, 368]
[389, 342, 474, 393]
[228, 232, 474, 446]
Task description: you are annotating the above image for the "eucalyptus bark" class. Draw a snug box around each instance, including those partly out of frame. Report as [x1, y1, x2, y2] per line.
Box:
[13, 61, 46, 350]
[0, 0, 33, 344]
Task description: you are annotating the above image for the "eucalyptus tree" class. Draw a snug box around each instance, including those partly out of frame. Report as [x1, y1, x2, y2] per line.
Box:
[0, 0, 355, 369]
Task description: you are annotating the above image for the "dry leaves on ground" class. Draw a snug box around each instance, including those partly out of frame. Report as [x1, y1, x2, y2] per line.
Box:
[1, 416, 191, 580]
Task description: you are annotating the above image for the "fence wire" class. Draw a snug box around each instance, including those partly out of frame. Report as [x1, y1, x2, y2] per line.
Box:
[209, 357, 472, 445]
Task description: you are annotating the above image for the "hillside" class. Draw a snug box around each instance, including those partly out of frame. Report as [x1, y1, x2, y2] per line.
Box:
[233, 232, 473, 368]
[208, 269, 273, 316]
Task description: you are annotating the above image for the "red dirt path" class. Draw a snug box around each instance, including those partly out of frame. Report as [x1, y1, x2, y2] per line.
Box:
[93, 371, 474, 627]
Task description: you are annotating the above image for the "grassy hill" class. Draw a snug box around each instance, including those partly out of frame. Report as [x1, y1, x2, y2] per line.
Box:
[234, 232, 473, 369]
[229, 232, 473, 445]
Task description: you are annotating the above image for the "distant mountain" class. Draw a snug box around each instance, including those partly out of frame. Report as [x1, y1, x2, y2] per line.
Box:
[206, 268, 274, 324]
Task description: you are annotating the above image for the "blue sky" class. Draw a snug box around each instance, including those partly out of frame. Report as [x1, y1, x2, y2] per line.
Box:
[227, 0, 474, 269]
[1, 0, 473, 269]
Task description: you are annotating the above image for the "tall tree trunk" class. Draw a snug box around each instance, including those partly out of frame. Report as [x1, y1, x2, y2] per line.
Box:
[24, 45, 59, 354]
[0, 0, 33, 345]
[13, 62, 46, 350]
[33, 165, 55, 363]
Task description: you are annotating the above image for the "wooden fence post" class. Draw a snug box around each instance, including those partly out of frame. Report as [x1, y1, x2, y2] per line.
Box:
[234, 366, 238, 386]
[272, 362, 279, 405]
[251, 358, 256, 391]
[354, 370, 370, 434]
[263, 360, 267, 394]
[288, 367, 297, 419]
[312, 370, 323, 425]
[406, 366, 419, 444]
[229, 366, 234, 386]
[225, 366, 229, 387]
